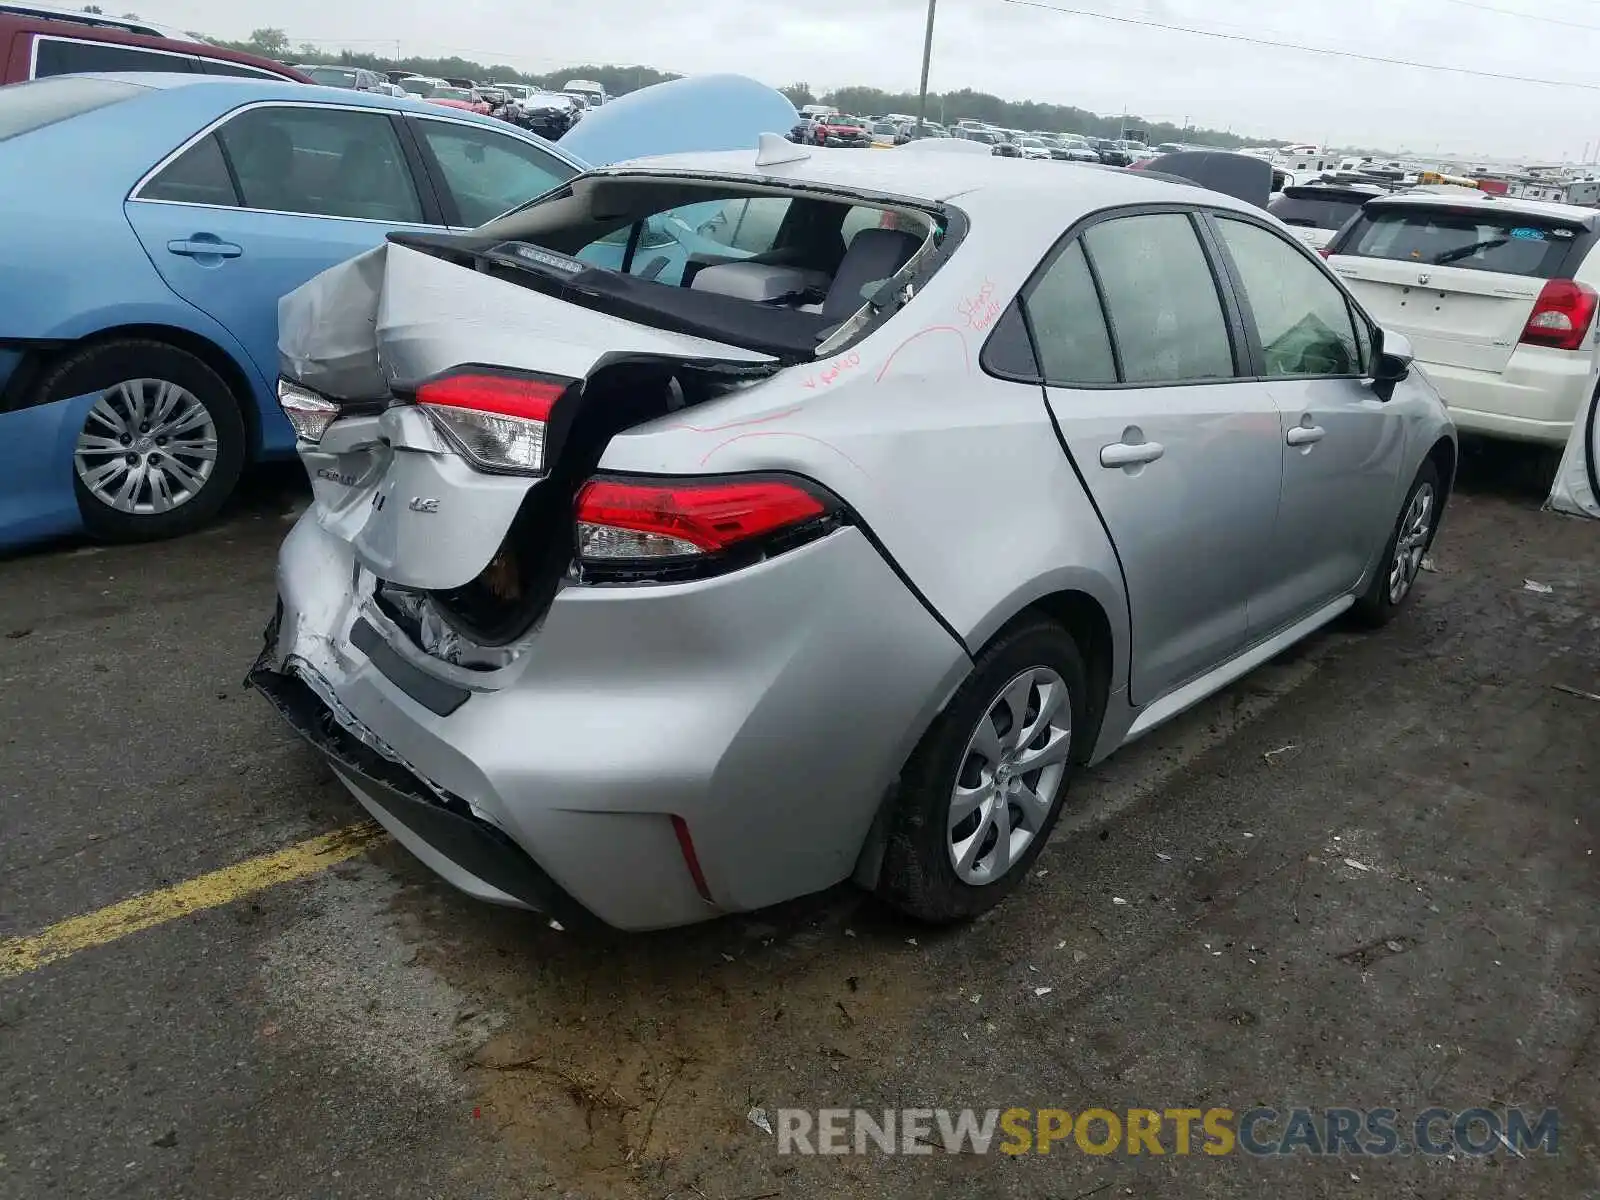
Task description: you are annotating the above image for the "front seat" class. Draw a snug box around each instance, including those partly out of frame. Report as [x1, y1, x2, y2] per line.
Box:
[821, 228, 922, 323]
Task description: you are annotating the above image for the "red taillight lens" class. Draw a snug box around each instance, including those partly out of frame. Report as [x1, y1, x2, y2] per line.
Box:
[417, 371, 568, 475]
[1317, 247, 1334, 259]
[574, 476, 833, 567]
[1520, 279, 1598, 352]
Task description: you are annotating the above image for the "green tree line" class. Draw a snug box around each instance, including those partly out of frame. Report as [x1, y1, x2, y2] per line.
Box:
[203, 26, 1270, 149]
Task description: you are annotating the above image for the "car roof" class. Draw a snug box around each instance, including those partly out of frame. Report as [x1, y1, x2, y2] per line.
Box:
[1365, 189, 1600, 225]
[0, 0, 190, 37]
[609, 143, 1248, 217]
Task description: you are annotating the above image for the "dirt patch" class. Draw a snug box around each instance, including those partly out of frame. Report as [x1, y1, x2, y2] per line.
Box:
[396, 886, 932, 1199]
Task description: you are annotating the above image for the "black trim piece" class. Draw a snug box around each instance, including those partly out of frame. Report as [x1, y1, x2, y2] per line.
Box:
[1193, 211, 1262, 378]
[619, 220, 643, 276]
[403, 113, 464, 227]
[1078, 237, 1124, 383]
[390, 112, 447, 227]
[350, 617, 471, 717]
[208, 131, 246, 208]
[248, 660, 598, 928]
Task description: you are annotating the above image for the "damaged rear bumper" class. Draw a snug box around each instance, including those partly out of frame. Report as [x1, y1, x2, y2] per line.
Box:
[250, 650, 592, 925]
[252, 513, 970, 931]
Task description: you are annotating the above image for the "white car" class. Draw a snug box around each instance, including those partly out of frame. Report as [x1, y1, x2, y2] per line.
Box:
[1015, 137, 1054, 161]
[1267, 183, 1386, 252]
[1326, 192, 1600, 446]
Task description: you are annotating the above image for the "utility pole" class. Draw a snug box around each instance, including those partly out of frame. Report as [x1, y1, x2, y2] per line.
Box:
[916, 0, 937, 134]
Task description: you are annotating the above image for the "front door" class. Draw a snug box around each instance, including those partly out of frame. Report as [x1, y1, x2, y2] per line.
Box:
[1028, 211, 1284, 705]
[1208, 215, 1406, 634]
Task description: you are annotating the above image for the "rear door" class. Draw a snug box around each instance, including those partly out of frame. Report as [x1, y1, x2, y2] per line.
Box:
[1327, 203, 1585, 373]
[1029, 209, 1284, 705]
[1209, 213, 1405, 632]
[124, 102, 441, 400]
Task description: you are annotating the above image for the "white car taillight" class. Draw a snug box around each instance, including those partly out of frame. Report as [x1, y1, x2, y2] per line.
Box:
[277, 379, 341, 443]
[1520, 279, 1598, 352]
[417, 371, 570, 476]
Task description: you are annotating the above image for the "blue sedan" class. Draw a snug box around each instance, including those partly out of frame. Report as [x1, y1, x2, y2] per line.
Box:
[0, 71, 797, 547]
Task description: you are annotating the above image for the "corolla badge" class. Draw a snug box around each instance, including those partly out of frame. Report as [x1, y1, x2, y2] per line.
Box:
[409, 497, 440, 514]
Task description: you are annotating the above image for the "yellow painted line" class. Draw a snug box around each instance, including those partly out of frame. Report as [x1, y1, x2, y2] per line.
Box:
[1, 821, 388, 980]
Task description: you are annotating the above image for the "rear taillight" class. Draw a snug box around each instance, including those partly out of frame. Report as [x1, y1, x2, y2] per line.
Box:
[277, 378, 340, 443]
[1520, 279, 1598, 352]
[417, 370, 571, 475]
[1317, 248, 1334, 259]
[574, 474, 841, 581]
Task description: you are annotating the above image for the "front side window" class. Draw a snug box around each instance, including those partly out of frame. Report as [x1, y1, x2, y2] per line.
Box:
[414, 119, 573, 227]
[1082, 212, 1235, 384]
[1216, 217, 1361, 377]
[216, 106, 423, 223]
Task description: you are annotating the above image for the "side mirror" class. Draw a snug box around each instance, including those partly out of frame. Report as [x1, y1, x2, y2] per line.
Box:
[1371, 327, 1414, 401]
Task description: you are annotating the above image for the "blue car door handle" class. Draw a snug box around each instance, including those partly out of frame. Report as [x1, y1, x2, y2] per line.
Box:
[167, 237, 243, 259]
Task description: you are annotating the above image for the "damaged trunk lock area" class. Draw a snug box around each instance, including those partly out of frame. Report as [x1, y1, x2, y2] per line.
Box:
[272, 170, 958, 673]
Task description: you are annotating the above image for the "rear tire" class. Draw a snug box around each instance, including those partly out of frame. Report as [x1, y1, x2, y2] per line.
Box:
[877, 618, 1090, 924]
[1354, 459, 1442, 628]
[36, 339, 247, 542]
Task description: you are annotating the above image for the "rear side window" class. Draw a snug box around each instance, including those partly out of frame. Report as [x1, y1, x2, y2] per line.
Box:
[139, 134, 238, 206]
[1082, 212, 1235, 384]
[1340, 207, 1580, 278]
[0, 75, 143, 141]
[32, 36, 194, 78]
[1267, 192, 1367, 231]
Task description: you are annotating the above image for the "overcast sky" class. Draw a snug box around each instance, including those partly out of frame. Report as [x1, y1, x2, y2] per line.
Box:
[142, 0, 1600, 161]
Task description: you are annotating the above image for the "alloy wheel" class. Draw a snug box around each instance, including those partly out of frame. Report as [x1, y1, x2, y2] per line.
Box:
[73, 378, 219, 516]
[1387, 482, 1436, 605]
[948, 666, 1073, 885]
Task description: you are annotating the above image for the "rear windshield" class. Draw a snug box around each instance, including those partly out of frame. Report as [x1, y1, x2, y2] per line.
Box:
[0, 76, 143, 142]
[1338, 207, 1583, 277]
[306, 67, 358, 87]
[1268, 191, 1369, 231]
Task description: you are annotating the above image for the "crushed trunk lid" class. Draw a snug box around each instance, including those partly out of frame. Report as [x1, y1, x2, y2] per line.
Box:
[280, 241, 778, 595]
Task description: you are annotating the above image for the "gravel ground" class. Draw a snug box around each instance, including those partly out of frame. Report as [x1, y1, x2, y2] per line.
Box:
[0, 445, 1595, 1200]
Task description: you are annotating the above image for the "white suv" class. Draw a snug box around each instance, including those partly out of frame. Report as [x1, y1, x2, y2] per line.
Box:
[1325, 192, 1600, 446]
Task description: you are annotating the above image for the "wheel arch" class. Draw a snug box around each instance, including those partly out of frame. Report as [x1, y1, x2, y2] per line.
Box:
[1425, 433, 1457, 513]
[1011, 588, 1117, 764]
[2, 323, 269, 459]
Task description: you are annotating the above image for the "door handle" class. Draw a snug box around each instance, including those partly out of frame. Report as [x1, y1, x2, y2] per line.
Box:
[1100, 440, 1165, 468]
[167, 237, 243, 259]
[1286, 424, 1326, 447]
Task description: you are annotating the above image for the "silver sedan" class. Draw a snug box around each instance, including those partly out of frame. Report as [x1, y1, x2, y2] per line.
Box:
[253, 146, 1456, 930]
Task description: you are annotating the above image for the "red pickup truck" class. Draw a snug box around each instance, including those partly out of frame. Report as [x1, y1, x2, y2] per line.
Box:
[0, 4, 306, 84]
